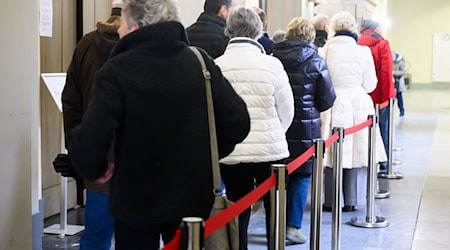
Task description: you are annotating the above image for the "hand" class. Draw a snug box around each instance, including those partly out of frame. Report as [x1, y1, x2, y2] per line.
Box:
[52, 153, 80, 178]
[95, 162, 115, 184]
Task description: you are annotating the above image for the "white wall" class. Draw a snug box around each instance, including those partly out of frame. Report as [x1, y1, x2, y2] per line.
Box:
[177, 0, 204, 27]
[0, 0, 38, 249]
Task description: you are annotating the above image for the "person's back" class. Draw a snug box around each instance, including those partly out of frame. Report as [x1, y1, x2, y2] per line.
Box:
[61, 5, 121, 250]
[252, 6, 274, 54]
[69, 0, 250, 248]
[312, 14, 329, 47]
[186, 0, 234, 58]
[358, 20, 395, 104]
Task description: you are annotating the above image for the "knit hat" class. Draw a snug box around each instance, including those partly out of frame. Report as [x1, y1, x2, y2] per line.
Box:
[360, 19, 380, 32]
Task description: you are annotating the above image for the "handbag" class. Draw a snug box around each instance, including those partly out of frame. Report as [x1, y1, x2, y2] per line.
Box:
[189, 47, 239, 250]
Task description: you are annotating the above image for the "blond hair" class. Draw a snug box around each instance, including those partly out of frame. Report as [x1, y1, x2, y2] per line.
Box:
[285, 17, 316, 42]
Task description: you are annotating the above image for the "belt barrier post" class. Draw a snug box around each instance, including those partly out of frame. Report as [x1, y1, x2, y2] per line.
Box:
[270, 164, 287, 250]
[350, 115, 389, 228]
[311, 139, 325, 250]
[374, 104, 390, 199]
[379, 98, 404, 179]
[331, 128, 344, 250]
[181, 217, 204, 250]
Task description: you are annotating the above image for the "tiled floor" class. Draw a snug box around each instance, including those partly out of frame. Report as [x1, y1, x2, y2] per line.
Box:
[42, 84, 450, 249]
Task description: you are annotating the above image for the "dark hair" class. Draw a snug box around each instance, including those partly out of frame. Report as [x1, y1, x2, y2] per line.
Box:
[204, 0, 232, 14]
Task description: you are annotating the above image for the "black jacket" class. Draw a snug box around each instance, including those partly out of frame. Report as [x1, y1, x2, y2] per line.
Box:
[314, 30, 328, 48]
[186, 12, 229, 58]
[258, 32, 275, 54]
[70, 21, 250, 223]
[272, 39, 336, 175]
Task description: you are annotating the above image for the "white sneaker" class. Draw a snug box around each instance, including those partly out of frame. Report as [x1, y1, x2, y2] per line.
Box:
[286, 226, 307, 244]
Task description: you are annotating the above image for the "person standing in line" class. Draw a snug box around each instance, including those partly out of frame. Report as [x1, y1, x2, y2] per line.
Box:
[393, 51, 407, 116]
[215, 7, 294, 250]
[312, 14, 329, 48]
[68, 0, 251, 249]
[252, 7, 275, 54]
[319, 11, 387, 212]
[186, 0, 236, 58]
[272, 17, 336, 244]
[56, 2, 122, 249]
[358, 19, 396, 173]
[272, 29, 286, 43]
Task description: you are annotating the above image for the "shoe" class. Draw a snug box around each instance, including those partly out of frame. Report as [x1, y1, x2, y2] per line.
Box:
[286, 226, 307, 244]
[322, 205, 332, 212]
[399, 112, 405, 117]
[342, 205, 357, 212]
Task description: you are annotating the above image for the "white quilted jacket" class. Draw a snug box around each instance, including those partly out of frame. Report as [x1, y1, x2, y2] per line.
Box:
[215, 37, 294, 165]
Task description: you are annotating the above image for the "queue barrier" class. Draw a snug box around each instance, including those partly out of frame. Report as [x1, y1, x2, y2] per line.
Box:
[163, 99, 398, 250]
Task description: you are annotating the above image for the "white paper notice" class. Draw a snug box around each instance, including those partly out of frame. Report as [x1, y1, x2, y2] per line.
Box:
[41, 73, 67, 112]
[40, 0, 53, 37]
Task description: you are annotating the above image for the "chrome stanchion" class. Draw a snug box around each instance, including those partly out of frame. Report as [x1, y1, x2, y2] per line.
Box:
[311, 139, 325, 250]
[270, 164, 287, 250]
[332, 128, 344, 250]
[374, 105, 390, 199]
[351, 115, 389, 228]
[379, 98, 403, 179]
[182, 217, 204, 250]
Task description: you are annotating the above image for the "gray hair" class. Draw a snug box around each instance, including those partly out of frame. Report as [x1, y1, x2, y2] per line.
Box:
[123, 0, 180, 28]
[225, 6, 263, 39]
[272, 29, 286, 43]
[328, 11, 357, 38]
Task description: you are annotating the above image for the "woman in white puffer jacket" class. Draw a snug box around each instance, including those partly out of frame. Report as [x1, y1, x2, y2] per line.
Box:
[319, 11, 387, 212]
[214, 6, 294, 250]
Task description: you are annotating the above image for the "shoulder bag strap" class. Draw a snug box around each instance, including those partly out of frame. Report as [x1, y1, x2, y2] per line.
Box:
[189, 46, 222, 194]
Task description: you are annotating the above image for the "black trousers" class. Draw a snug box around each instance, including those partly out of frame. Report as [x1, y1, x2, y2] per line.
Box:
[220, 162, 272, 250]
[114, 219, 179, 250]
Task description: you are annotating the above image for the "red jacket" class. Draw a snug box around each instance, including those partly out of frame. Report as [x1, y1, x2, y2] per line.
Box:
[358, 29, 396, 104]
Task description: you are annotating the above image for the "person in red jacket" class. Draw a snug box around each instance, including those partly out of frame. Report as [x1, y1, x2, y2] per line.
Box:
[358, 19, 395, 172]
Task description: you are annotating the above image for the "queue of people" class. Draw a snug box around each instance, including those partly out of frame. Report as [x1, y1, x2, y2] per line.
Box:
[53, 0, 402, 249]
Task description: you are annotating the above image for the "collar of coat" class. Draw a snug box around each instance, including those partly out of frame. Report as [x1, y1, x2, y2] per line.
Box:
[110, 21, 188, 58]
[197, 12, 227, 28]
[228, 37, 266, 54]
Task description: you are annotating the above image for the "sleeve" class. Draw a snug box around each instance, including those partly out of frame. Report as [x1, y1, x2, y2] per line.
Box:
[62, 47, 83, 148]
[273, 61, 294, 132]
[315, 58, 336, 112]
[362, 47, 378, 93]
[379, 41, 396, 100]
[206, 54, 251, 158]
[69, 67, 123, 180]
[394, 59, 406, 77]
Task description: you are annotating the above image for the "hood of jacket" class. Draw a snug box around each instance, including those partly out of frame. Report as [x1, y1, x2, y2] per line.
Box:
[271, 38, 316, 71]
[95, 22, 120, 57]
[358, 29, 383, 48]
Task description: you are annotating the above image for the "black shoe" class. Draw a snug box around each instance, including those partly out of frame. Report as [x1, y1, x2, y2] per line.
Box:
[322, 205, 332, 212]
[342, 205, 357, 212]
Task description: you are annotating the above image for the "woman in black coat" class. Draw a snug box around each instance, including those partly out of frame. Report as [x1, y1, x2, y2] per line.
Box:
[272, 17, 336, 244]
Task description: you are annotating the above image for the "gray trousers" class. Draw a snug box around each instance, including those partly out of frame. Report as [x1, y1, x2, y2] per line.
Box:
[324, 167, 358, 207]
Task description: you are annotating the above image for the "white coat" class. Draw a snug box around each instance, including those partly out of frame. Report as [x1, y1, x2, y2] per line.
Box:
[215, 37, 294, 165]
[319, 35, 387, 168]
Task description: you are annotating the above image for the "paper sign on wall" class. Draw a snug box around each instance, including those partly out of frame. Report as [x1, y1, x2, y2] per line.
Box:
[40, 0, 53, 37]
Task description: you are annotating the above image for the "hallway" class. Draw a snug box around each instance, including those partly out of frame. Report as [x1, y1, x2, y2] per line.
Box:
[247, 84, 450, 249]
[42, 84, 450, 249]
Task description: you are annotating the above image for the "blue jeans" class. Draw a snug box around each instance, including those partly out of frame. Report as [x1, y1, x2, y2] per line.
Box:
[379, 106, 389, 168]
[397, 92, 405, 115]
[287, 174, 311, 228]
[80, 191, 114, 250]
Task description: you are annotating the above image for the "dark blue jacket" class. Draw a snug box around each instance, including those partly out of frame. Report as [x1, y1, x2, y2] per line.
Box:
[258, 32, 275, 54]
[272, 39, 336, 175]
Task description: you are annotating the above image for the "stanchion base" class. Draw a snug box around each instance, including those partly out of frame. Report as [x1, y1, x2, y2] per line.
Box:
[44, 224, 84, 237]
[375, 189, 390, 199]
[378, 172, 404, 179]
[393, 146, 403, 152]
[393, 159, 402, 165]
[350, 216, 389, 228]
